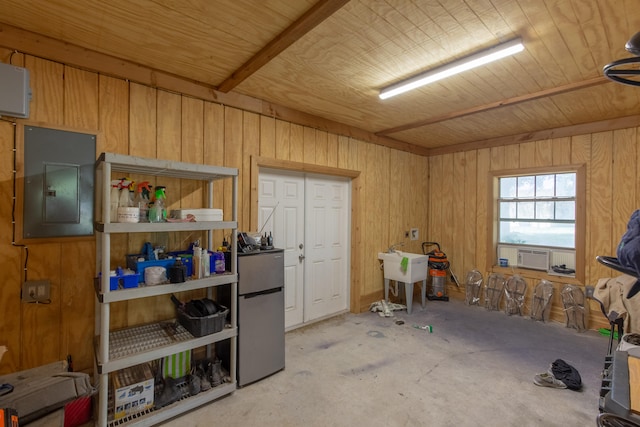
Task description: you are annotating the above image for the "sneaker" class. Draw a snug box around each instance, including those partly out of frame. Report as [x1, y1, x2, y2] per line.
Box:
[533, 372, 567, 388]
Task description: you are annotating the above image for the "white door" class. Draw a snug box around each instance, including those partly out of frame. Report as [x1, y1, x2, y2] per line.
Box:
[258, 170, 305, 329]
[304, 174, 350, 322]
[258, 169, 350, 329]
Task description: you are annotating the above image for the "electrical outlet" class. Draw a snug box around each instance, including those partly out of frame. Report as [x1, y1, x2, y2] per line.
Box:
[410, 228, 419, 241]
[22, 280, 50, 303]
[585, 285, 594, 299]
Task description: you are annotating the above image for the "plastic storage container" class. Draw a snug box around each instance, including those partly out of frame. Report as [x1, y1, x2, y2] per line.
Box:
[96, 272, 140, 291]
[176, 306, 228, 337]
[126, 254, 177, 282]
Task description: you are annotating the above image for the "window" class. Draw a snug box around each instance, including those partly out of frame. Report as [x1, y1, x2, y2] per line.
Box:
[498, 172, 576, 249]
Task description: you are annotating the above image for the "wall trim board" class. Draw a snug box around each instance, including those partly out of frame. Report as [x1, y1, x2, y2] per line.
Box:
[254, 156, 360, 178]
[429, 114, 640, 157]
[0, 23, 426, 157]
[377, 76, 609, 136]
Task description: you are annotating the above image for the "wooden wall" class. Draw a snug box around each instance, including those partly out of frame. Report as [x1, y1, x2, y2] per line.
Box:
[426, 131, 640, 330]
[0, 51, 429, 375]
[1, 48, 634, 377]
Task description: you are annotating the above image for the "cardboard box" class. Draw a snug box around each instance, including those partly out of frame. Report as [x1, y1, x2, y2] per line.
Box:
[112, 364, 154, 420]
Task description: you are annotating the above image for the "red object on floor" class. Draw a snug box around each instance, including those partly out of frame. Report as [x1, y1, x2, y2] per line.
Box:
[0, 408, 19, 427]
[64, 396, 92, 427]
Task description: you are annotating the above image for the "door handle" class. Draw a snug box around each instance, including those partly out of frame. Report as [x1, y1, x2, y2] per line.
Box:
[299, 254, 305, 262]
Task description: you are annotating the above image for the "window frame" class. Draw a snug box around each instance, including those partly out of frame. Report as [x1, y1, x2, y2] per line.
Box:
[498, 172, 577, 249]
[488, 164, 586, 283]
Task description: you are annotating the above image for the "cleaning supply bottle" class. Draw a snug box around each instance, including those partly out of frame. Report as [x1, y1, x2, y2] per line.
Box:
[127, 180, 136, 207]
[109, 180, 121, 222]
[116, 178, 139, 222]
[202, 248, 210, 277]
[214, 251, 225, 274]
[118, 179, 132, 209]
[135, 181, 152, 222]
[149, 186, 167, 223]
[193, 246, 202, 279]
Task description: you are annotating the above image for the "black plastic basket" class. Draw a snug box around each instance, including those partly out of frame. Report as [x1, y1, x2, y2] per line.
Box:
[176, 306, 228, 337]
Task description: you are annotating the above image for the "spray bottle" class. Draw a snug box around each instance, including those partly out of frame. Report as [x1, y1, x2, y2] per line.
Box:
[149, 186, 167, 223]
[135, 182, 152, 222]
[118, 179, 132, 209]
[127, 180, 136, 207]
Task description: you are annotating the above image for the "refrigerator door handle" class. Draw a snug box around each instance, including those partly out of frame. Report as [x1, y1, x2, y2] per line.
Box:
[242, 286, 283, 299]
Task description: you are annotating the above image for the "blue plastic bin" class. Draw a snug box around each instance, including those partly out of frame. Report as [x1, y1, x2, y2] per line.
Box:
[126, 254, 177, 282]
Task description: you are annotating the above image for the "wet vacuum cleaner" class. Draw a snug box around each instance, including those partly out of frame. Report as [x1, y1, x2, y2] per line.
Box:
[422, 241, 459, 301]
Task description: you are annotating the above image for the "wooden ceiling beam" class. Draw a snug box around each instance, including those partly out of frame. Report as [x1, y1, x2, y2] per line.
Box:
[0, 21, 426, 156]
[376, 76, 610, 136]
[216, 0, 350, 93]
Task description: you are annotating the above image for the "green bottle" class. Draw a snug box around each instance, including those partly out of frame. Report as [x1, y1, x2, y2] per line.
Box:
[149, 186, 166, 223]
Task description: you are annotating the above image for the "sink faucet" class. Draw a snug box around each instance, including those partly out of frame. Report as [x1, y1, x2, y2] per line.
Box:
[388, 242, 404, 253]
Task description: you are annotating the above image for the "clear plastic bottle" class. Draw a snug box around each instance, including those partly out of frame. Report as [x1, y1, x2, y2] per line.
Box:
[135, 182, 152, 222]
[110, 180, 121, 223]
[148, 186, 166, 223]
[193, 246, 202, 279]
[202, 248, 210, 277]
[118, 179, 132, 208]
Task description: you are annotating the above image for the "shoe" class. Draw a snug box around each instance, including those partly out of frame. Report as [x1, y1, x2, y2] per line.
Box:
[196, 367, 211, 391]
[533, 372, 567, 388]
[187, 373, 201, 396]
[155, 376, 182, 408]
[210, 360, 223, 387]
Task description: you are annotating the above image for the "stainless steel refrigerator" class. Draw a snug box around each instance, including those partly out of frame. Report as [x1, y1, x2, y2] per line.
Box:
[220, 248, 285, 386]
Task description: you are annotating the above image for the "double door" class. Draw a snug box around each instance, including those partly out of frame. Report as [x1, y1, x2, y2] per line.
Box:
[258, 169, 350, 329]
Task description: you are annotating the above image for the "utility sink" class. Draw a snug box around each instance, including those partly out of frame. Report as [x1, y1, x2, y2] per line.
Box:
[378, 251, 428, 283]
[378, 251, 429, 315]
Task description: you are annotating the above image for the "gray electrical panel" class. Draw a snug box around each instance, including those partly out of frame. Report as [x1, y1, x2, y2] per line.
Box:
[0, 62, 31, 118]
[23, 126, 95, 238]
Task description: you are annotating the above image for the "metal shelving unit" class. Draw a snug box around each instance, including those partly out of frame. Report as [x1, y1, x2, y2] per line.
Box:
[94, 152, 238, 427]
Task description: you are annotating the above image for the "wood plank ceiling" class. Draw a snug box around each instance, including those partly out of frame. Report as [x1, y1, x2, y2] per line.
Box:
[1, 0, 639, 154]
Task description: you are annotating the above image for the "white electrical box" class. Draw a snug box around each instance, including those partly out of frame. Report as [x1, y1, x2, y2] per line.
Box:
[0, 62, 31, 118]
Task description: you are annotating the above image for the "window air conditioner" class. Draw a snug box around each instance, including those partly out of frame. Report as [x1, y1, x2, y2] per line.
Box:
[517, 248, 549, 271]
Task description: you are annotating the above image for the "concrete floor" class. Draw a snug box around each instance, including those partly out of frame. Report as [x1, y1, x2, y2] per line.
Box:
[179, 298, 610, 427]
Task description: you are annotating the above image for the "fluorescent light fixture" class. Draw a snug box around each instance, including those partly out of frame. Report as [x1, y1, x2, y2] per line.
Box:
[379, 38, 524, 100]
